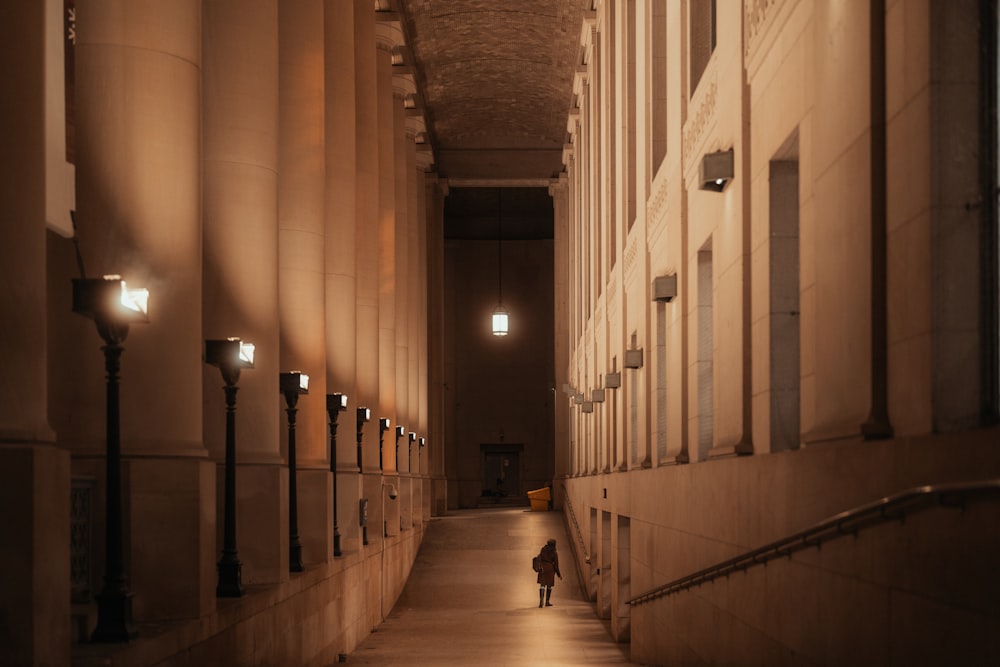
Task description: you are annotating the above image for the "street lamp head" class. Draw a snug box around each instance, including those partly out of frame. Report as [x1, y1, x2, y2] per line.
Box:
[280, 371, 309, 395]
[357, 407, 371, 425]
[419, 437, 425, 448]
[73, 275, 149, 344]
[408, 432, 416, 443]
[394, 425, 405, 439]
[328, 393, 349, 412]
[205, 338, 255, 370]
[205, 338, 255, 386]
[379, 418, 391, 433]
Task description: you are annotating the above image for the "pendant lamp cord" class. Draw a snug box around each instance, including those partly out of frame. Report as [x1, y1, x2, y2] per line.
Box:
[497, 188, 503, 304]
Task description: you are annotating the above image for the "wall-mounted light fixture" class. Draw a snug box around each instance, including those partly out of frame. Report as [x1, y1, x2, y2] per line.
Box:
[205, 337, 256, 598]
[491, 187, 509, 336]
[582, 401, 594, 414]
[73, 275, 149, 641]
[326, 393, 349, 557]
[573, 392, 584, 405]
[699, 149, 734, 192]
[592, 388, 606, 403]
[652, 274, 678, 302]
[624, 348, 644, 369]
[605, 372, 621, 389]
[279, 372, 309, 573]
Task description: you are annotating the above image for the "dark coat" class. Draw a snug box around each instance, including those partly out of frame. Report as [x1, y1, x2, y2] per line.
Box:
[536, 543, 561, 586]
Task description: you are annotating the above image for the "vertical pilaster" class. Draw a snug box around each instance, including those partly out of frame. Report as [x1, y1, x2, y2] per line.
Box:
[552, 176, 571, 488]
[203, 0, 286, 585]
[0, 3, 69, 663]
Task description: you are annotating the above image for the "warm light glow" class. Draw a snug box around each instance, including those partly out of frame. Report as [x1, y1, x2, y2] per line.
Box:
[297, 373, 309, 391]
[102, 274, 148, 316]
[492, 305, 509, 336]
[238, 341, 255, 367]
[337, 394, 348, 408]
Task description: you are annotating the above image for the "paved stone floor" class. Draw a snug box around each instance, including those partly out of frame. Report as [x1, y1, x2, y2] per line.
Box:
[340, 506, 644, 666]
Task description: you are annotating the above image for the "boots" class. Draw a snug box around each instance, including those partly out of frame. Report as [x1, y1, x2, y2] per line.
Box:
[538, 588, 545, 607]
[545, 588, 553, 607]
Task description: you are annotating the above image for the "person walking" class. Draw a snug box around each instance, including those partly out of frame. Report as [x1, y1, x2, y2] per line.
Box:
[535, 538, 562, 607]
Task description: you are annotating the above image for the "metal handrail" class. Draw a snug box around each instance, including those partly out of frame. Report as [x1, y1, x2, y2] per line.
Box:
[562, 486, 590, 564]
[628, 479, 1000, 606]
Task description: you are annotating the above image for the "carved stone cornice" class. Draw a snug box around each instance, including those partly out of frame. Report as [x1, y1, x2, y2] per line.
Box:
[682, 78, 718, 167]
[745, 0, 781, 59]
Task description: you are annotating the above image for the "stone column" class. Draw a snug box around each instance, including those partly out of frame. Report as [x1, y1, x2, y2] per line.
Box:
[202, 0, 286, 585]
[0, 3, 69, 663]
[71, 0, 214, 624]
[326, 0, 363, 554]
[375, 12, 402, 538]
[280, 0, 328, 567]
[354, 3, 380, 549]
[425, 176, 449, 515]
[551, 176, 571, 488]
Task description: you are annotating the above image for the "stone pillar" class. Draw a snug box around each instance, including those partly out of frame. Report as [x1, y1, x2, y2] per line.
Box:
[202, 0, 286, 585]
[325, 0, 363, 554]
[415, 151, 433, 524]
[425, 176, 449, 515]
[551, 176, 571, 488]
[280, 0, 329, 567]
[354, 3, 381, 549]
[71, 0, 214, 624]
[375, 12, 402, 539]
[0, 4, 70, 663]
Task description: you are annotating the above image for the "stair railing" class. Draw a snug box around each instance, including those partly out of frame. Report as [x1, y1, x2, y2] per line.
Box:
[628, 479, 1000, 606]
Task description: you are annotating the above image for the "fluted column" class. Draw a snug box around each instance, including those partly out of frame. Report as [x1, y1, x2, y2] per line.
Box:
[280, 0, 328, 567]
[72, 0, 213, 623]
[203, 0, 286, 584]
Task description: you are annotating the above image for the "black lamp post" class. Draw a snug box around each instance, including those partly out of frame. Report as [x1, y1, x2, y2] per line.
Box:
[280, 371, 309, 573]
[73, 275, 148, 642]
[418, 437, 425, 474]
[407, 432, 416, 472]
[394, 425, 405, 472]
[378, 418, 391, 471]
[205, 337, 255, 597]
[326, 393, 348, 557]
[356, 407, 370, 545]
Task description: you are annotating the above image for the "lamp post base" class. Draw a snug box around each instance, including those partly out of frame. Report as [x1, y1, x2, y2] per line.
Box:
[216, 558, 244, 598]
[90, 589, 137, 642]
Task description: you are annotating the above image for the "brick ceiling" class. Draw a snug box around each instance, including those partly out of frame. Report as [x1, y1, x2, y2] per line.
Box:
[396, 0, 590, 185]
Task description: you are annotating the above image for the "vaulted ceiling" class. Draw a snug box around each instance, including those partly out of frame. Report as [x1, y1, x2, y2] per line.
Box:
[395, 0, 591, 187]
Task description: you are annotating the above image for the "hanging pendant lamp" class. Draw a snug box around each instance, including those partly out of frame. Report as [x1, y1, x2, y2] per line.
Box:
[491, 188, 509, 336]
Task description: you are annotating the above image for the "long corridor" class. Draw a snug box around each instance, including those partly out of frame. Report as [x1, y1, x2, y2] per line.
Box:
[340, 507, 641, 666]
